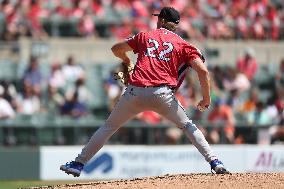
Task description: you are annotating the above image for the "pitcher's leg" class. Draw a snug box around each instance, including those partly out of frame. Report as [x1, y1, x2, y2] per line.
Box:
[183, 120, 217, 162]
[75, 91, 141, 164]
[155, 96, 217, 162]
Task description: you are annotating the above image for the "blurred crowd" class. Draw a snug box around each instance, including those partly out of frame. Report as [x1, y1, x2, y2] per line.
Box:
[0, 49, 283, 145]
[0, 55, 91, 119]
[0, 0, 284, 40]
[0, 0, 284, 145]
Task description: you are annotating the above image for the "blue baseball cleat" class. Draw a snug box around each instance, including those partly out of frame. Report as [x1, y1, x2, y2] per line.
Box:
[60, 161, 84, 177]
[210, 159, 230, 174]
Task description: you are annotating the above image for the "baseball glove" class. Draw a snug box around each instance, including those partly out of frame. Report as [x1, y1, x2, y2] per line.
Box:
[113, 62, 134, 86]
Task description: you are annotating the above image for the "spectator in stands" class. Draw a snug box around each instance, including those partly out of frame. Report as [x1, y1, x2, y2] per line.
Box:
[275, 59, 284, 96]
[208, 98, 236, 144]
[265, 95, 281, 120]
[26, 0, 48, 38]
[104, 67, 124, 111]
[51, 0, 69, 18]
[270, 117, 284, 144]
[61, 91, 88, 118]
[48, 63, 66, 91]
[226, 89, 244, 113]
[266, 4, 280, 40]
[0, 86, 15, 119]
[62, 55, 85, 85]
[65, 76, 92, 105]
[210, 65, 228, 91]
[45, 85, 65, 114]
[236, 48, 258, 81]
[251, 13, 265, 40]
[77, 11, 95, 38]
[223, 67, 251, 92]
[275, 59, 284, 114]
[23, 56, 43, 96]
[275, 96, 284, 117]
[235, 10, 249, 39]
[92, 0, 105, 18]
[16, 82, 41, 115]
[247, 101, 272, 126]
[209, 70, 225, 103]
[0, 85, 16, 146]
[240, 88, 259, 114]
[0, 80, 18, 110]
[70, 0, 85, 18]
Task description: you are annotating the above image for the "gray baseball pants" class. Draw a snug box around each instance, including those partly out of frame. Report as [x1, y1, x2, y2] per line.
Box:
[75, 85, 217, 164]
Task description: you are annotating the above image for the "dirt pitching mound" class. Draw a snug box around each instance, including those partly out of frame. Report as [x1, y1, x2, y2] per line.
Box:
[32, 173, 284, 189]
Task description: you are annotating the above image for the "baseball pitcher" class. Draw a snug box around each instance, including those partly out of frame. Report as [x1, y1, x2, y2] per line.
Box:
[60, 7, 229, 177]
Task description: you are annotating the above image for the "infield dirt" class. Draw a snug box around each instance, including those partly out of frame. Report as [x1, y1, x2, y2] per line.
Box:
[28, 173, 284, 189]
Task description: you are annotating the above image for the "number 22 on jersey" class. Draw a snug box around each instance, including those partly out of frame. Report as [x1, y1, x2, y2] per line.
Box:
[145, 39, 174, 62]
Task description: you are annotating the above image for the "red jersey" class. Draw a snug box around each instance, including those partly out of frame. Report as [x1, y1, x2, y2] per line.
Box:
[126, 28, 204, 88]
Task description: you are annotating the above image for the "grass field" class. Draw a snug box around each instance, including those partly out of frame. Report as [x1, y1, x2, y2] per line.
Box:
[0, 180, 87, 189]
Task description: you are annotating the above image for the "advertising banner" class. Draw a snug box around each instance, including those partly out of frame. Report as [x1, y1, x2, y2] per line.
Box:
[246, 146, 284, 172]
[40, 145, 284, 180]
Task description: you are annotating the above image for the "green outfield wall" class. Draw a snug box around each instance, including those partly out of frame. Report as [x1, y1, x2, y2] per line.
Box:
[0, 147, 40, 180]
